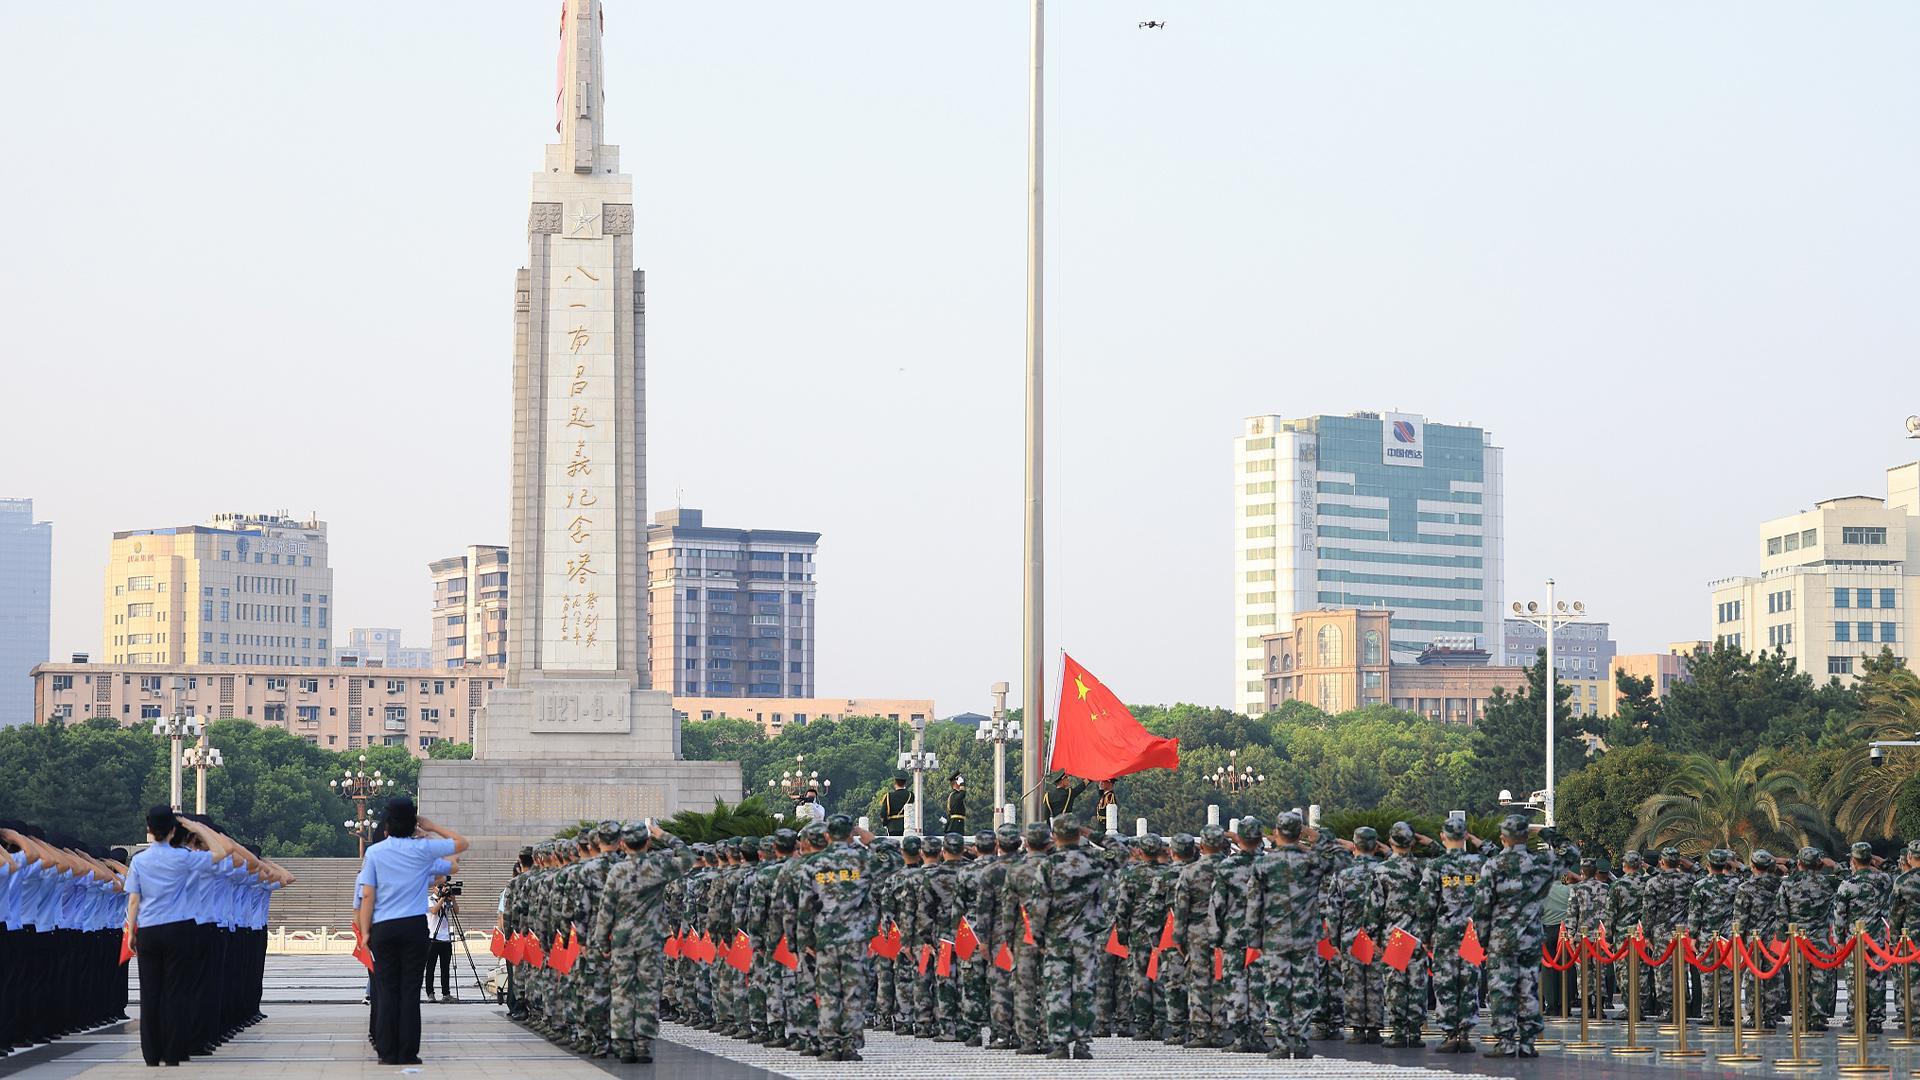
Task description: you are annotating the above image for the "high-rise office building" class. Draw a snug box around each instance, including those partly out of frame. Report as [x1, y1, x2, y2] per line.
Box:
[646, 509, 818, 698]
[428, 545, 509, 670]
[1708, 462, 1920, 682]
[103, 512, 334, 668]
[1233, 411, 1505, 714]
[0, 499, 53, 726]
[333, 628, 432, 669]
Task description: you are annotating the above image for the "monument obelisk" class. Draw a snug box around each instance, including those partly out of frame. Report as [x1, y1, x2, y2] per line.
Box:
[419, 0, 739, 850]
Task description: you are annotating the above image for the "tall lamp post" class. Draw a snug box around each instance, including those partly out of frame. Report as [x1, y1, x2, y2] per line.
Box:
[898, 715, 940, 837]
[1209, 749, 1266, 795]
[151, 689, 203, 812]
[767, 754, 831, 806]
[975, 681, 1023, 826]
[182, 731, 224, 815]
[1508, 581, 1589, 827]
[330, 755, 394, 857]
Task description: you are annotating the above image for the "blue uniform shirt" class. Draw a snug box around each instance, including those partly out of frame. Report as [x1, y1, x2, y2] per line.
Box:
[126, 843, 218, 929]
[358, 836, 458, 924]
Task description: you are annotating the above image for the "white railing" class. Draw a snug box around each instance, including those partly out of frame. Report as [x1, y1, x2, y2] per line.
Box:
[267, 927, 495, 955]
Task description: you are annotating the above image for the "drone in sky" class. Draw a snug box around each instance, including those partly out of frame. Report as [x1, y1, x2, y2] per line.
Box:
[1139, 21, 1166, 29]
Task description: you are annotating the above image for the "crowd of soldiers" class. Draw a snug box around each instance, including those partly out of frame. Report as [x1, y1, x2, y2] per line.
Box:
[499, 807, 1588, 1063]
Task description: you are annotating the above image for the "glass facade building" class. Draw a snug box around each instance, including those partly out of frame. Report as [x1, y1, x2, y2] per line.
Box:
[0, 499, 53, 726]
[1233, 412, 1505, 714]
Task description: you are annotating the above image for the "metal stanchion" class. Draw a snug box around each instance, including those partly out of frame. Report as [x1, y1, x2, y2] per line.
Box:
[1670, 933, 1705, 1057]
[1533, 932, 1567, 1048]
[1718, 923, 1759, 1063]
[1840, 923, 1891, 1074]
[1567, 934, 1606, 1052]
[1702, 934, 1728, 1032]
[1613, 931, 1656, 1056]
[1777, 924, 1822, 1068]
[1890, 932, 1918, 1048]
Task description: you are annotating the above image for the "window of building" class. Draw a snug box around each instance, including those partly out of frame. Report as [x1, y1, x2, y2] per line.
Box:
[1836, 588, 1851, 609]
[1859, 622, 1876, 642]
[1830, 656, 1855, 676]
[1885, 623, 1898, 643]
[1363, 629, 1383, 665]
[1843, 526, 1888, 545]
[1784, 533, 1802, 552]
[140, 704, 161, 720]
[1858, 588, 1875, 608]
[1802, 528, 1817, 546]
[1767, 536, 1783, 556]
[1882, 589, 1898, 609]
[1316, 624, 1343, 667]
[1837, 623, 1852, 642]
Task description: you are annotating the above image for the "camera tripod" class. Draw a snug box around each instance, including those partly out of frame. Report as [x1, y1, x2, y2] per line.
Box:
[431, 900, 490, 1002]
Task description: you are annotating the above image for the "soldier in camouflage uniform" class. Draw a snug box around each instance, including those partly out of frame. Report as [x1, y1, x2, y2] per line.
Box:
[1641, 848, 1688, 1020]
[907, 835, 943, 1036]
[1160, 833, 1198, 1046]
[982, 825, 1028, 1050]
[762, 830, 804, 1048]
[926, 833, 968, 1041]
[1423, 818, 1486, 1052]
[1375, 822, 1433, 1048]
[1830, 841, 1893, 1033]
[1684, 849, 1739, 1026]
[1781, 847, 1839, 1030]
[1171, 826, 1225, 1047]
[1566, 857, 1611, 1013]
[1888, 842, 1920, 1027]
[1037, 815, 1106, 1059]
[773, 828, 823, 1053]
[739, 836, 786, 1044]
[594, 822, 692, 1064]
[1606, 851, 1652, 1022]
[1094, 834, 1133, 1036]
[1332, 826, 1386, 1044]
[956, 829, 999, 1046]
[1212, 817, 1266, 1053]
[796, 814, 903, 1063]
[1116, 835, 1167, 1041]
[1309, 843, 1346, 1041]
[1736, 849, 1787, 1028]
[1472, 815, 1579, 1057]
[1004, 823, 1052, 1054]
[1257, 812, 1344, 1060]
[885, 837, 923, 1033]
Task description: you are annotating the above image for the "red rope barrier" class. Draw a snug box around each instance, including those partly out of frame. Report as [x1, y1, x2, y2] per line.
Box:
[1738, 937, 1790, 981]
[1682, 935, 1731, 972]
[1795, 936, 1857, 970]
[1631, 935, 1678, 968]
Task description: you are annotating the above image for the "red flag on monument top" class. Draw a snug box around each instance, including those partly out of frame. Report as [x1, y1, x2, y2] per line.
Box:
[1048, 654, 1179, 779]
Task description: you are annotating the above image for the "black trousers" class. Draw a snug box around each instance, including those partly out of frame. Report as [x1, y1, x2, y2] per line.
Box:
[370, 916, 431, 1063]
[423, 941, 452, 997]
[135, 921, 198, 1066]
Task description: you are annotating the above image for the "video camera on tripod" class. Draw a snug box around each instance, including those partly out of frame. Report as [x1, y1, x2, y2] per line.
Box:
[435, 878, 464, 898]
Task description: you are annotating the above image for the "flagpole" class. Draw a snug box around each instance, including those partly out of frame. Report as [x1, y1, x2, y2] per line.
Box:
[1020, 0, 1047, 827]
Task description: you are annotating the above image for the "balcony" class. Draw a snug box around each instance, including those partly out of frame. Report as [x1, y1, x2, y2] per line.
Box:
[384, 718, 408, 734]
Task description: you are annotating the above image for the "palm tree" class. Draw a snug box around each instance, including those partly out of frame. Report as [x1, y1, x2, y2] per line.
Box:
[1826, 660, 1920, 839]
[1626, 750, 1825, 859]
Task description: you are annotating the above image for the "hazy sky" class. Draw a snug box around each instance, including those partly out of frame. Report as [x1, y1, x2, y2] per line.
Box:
[5, 3, 1919, 717]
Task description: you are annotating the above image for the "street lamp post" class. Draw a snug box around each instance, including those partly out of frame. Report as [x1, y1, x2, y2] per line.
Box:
[898, 716, 940, 838]
[1510, 580, 1589, 827]
[1208, 748, 1265, 796]
[181, 730, 224, 815]
[151, 685, 203, 812]
[975, 681, 1024, 826]
[766, 754, 832, 806]
[1019, 0, 1047, 828]
[330, 754, 395, 857]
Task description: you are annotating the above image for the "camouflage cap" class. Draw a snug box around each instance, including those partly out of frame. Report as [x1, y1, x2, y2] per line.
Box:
[1138, 833, 1165, 855]
[1170, 833, 1199, 858]
[1621, 851, 1645, 867]
[1501, 815, 1532, 840]
[1024, 822, 1053, 846]
[1199, 824, 1228, 850]
[620, 822, 648, 846]
[773, 828, 798, 853]
[1798, 846, 1824, 866]
[757, 835, 776, 853]
[826, 813, 854, 839]
[901, 835, 923, 855]
[1579, 857, 1597, 870]
[975, 829, 997, 850]
[1908, 839, 1920, 858]
[1659, 846, 1681, 860]
[1275, 811, 1304, 839]
[1387, 821, 1415, 848]
[1706, 848, 1734, 869]
[1238, 816, 1263, 838]
[1751, 849, 1775, 869]
[1851, 841, 1875, 861]
[1051, 814, 1080, 837]
[597, 820, 621, 844]
[801, 822, 829, 846]
[996, 823, 1022, 851]
[871, 835, 898, 853]
[943, 832, 966, 851]
[1352, 826, 1379, 851]
[1440, 817, 1467, 840]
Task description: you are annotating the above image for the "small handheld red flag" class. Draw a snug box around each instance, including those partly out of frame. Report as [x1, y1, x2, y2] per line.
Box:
[1244, 946, 1262, 968]
[1383, 927, 1420, 972]
[488, 929, 506, 958]
[1021, 906, 1036, 945]
[1459, 921, 1485, 966]
[955, 917, 979, 962]
[917, 943, 934, 975]
[699, 931, 716, 964]
[1145, 948, 1161, 981]
[994, 942, 1014, 971]
[526, 933, 546, 969]
[505, 932, 525, 966]
[1350, 928, 1376, 965]
[119, 928, 136, 966]
[1105, 925, 1130, 959]
[774, 934, 799, 971]
[1158, 910, 1176, 952]
[567, 926, 582, 963]
[726, 932, 753, 974]
[1317, 936, 1339, 961]
[887, 922, 903, 957]
[1212, 947, 1224, 980]
[665, 934, 682, 960]
[352, 924, 375, 972]
[936, 939, 955, 977]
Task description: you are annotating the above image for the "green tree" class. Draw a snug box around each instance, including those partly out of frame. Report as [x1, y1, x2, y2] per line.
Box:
[1661, 642, 1858, 761]
[1470, 653, 1595, 809]
[1602, 669, 1666, 748]
[1823, 648, 1918, 838]
[426, 741, 473, 760]
[1553, 742, 1678, 860]
[679, 716, 768, 763]
[1626, 750, 1825, 860]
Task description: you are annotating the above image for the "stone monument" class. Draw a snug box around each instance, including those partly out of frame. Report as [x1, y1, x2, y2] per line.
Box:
[418, 0, 740, 853]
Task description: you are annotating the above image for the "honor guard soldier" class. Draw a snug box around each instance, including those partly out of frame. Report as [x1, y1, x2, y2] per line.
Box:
[944, 774, 968, 834]
[881, 777, 913, 837]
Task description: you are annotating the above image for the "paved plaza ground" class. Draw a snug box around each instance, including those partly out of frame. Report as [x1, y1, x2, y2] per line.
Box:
[3, 956, 1912, 1080]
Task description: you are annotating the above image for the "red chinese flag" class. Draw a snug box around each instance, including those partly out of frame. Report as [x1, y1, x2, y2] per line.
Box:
[1383, 928, 1419, 972]
[1145, 948, 1161, 982]
[917, 943, 934, 975]
[1350, 928, 1376, 965]
[665, 934, 682, 960]
[489, 929, 506, 958]
[936, 939, 955, 978]
[727, 933, 753, 974]
[1021, 906, 1036, 946]
[526, 934, 545, 969]
[1105, 925, 1130, 959]
[700, 931, 717, 964]
[1317, 937, 1339, 962]
[1244, 946, 1262, 968]
[994, 942, 1014, 972]
[119, 928, 136, 966]
[505, 932, 525, 965]
[552, 931, 567, 965]
[887, 923, 903, 957]
[1458, 921, 1485, 967]
[774, 934, 799, 971]
[1212, 947, 1224, 981]
[956, 917, 980, 962]
[1048, 655, 1180, 779]
[567, 926, 582, 963]
[1158, 910, 1176, 952]
[352, 925, 375, 972]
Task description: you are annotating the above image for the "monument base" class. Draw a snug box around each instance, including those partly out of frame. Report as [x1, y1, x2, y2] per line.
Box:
[417, 758, 743, 858]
